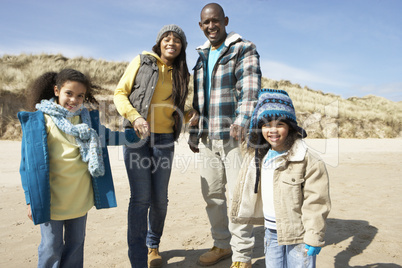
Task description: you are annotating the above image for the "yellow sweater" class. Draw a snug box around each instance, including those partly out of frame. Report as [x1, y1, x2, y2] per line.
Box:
[45, 114, 94, 220]
[114, 51, 176, 134]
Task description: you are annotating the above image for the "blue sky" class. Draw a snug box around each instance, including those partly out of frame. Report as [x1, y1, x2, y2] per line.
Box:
[1, 0, 401, 101]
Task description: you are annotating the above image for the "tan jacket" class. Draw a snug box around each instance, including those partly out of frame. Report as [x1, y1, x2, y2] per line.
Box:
[231, 139, 331, 247]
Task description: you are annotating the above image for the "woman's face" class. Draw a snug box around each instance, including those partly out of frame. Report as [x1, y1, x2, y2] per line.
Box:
[54, 80, 86, 112]
[261, 120, 290, 151]
[159, 32, 182, 66]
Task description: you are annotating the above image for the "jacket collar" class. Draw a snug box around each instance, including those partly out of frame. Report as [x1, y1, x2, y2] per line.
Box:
[197, 31, 242, 50]
[142, 50, 158, 58]
[142, 51, 172, 69]
[284, 139, 308, 162]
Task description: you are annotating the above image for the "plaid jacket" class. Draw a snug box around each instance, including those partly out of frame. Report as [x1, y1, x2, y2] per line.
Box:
[190, 32, 261, 142]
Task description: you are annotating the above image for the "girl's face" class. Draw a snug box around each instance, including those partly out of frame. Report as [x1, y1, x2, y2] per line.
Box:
[160, 32, 182, 66]
[54, 81, 87, 112]
[261, 120, 289, 151]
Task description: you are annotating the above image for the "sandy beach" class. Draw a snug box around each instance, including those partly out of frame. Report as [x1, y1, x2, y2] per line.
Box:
[1, 137, 401, 268]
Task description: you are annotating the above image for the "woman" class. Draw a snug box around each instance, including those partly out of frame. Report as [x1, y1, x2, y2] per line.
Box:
[114, 24, 197, 268]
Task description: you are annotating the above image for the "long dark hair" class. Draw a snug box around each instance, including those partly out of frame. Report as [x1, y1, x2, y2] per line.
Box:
[26, 69, 98, 111]
[152, 31, 190, 111]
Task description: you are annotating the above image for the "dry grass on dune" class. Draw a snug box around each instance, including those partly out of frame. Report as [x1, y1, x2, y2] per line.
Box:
[0, 53, 401, 140]
[262, 78, 402, 139]
[0, 53, 128, 93]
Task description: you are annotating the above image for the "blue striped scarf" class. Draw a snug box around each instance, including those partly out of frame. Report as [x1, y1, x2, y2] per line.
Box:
[36, 98, 105, 177]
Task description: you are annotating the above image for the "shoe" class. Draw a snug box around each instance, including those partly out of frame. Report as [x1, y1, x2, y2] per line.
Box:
[230, 261, 252, 268]
[148, 248, 162, 268]
[198, 246, 232, 266]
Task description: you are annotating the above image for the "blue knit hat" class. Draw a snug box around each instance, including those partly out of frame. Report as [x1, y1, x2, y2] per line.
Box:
[249, 88, 307, 143]
[249, 89, 307, 194]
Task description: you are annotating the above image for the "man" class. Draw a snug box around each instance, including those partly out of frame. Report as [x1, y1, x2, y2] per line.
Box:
[189, 3, 261, 268]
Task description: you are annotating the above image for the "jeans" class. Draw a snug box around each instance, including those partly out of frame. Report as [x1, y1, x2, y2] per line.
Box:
[264, 228, 316, 268]
[38, 214, 87, 268]
[124, 133, 175, 268]
[199, 135, 254, 262]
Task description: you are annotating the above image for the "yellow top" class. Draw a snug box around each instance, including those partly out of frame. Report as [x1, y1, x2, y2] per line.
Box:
[114, 51, 176, 133]
[45, 114, 94, 220]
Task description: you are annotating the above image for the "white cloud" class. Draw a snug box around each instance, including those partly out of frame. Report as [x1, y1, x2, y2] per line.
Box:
[260, 59, 348, 89]
[353, 82, 402, 101]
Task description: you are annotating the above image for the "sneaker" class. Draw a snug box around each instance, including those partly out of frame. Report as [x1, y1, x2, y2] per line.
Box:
[198, 246, 232, 266]
[230, 261, 252, 268]
[148, 248, 162, 268]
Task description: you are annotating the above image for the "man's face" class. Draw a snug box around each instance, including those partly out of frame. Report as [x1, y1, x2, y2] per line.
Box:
[199, 6, 228, 47]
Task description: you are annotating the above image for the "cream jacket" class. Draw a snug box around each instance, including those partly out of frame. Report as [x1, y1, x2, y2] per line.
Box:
[231, 139, 331, 247]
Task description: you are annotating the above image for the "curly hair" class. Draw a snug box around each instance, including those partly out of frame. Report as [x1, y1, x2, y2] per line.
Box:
[152, 31, 190, 112]
[26, 69, 99, 111]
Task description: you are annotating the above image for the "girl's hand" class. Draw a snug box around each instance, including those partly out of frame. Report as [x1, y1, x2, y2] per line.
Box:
[188, 110, 199, 126]
[27, 204, 33, 221]
[305, 244, 321, 256]
[133, 117, 150, 139]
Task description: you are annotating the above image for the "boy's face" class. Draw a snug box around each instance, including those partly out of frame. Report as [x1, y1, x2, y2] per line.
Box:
[262, 120, 289, 151]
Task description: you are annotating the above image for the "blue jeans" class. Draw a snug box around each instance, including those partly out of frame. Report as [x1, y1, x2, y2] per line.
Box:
[124, 133, 175, 268]
[38, 214, 87, 268]
[265, 228, 316, 268]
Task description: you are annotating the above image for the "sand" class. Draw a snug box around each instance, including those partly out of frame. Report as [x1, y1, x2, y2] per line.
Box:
[1, 137, 401, 268]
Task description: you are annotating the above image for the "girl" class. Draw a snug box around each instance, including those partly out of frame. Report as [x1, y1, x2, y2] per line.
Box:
[18, 69, 139, 267]
[232, 89, 331, 268]
[114, 24, 197, 268]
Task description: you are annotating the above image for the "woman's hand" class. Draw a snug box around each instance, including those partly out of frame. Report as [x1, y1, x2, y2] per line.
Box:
[27, 204, 33, 221]
[133, 117, 150, 139]
[188, 109, 199, 127]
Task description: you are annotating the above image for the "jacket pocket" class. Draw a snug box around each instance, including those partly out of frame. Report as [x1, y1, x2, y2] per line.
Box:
[280, 174, 304, 204]
[281, 175, 304, 185]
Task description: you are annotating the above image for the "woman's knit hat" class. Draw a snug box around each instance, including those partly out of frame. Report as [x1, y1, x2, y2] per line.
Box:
[156, 24, 187, 50]
[249, 88, 307, 147]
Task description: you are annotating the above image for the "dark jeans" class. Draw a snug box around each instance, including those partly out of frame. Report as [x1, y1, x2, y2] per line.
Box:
[123, 133, 175, 268]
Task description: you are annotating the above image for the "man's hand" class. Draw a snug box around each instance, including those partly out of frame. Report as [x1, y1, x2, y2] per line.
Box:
[188, 109, 199, 127]
[133, 117, 150, 139]
[189, 144, 199, 153]
[230, 124, 246, 141]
